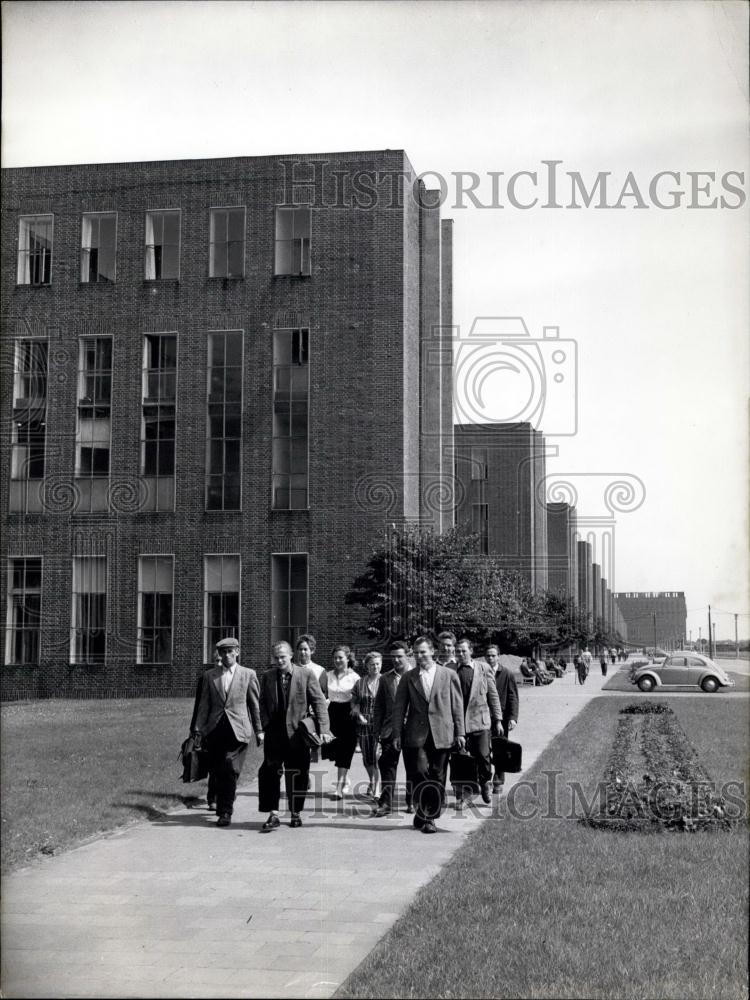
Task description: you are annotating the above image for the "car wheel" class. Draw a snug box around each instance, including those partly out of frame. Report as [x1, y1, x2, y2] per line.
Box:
[638, 676, 655, 692]
[701, 677, 719, 693]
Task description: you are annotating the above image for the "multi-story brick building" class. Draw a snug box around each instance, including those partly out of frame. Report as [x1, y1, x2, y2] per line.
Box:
[576, 539, 593, 625]
[612, 592, 687, 648]
[1, 150, 454, 698]
[454, 422, 548, 592]
[546, 501, 578, 603]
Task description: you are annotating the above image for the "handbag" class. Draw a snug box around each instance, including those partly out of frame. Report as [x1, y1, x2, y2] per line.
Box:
[179, 735, 209, 783]
[296, 716, 323, 749]
[449, 749, 478, 786]
[491, 735, 522, 773]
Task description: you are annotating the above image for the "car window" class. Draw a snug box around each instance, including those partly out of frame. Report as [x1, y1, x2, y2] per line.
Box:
[687, 657, 705, 667]
[668, 657, 686, 667]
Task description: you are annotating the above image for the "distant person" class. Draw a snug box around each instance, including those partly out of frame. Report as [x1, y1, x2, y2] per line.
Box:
[609, 647, 617, 665]
[574, 652, 588, 685]
[557, 655, 568, 675]
[257, 641, 330, 831]
[581, 647, 593, 673]
[351, 651, 383, 799]
[485, 645, 519, 793]
[435, 631, 458, 670]
[529, 656, 553, 684]
[326, 645, 360, 799]
[372, 641, 413, 816]
[391, 636, 465, 834]
[599, 651, 608, 677]
[193, 637, 262, 828]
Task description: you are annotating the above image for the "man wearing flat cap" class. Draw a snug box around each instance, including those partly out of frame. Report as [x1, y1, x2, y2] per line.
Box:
[193, 637, 262, 827]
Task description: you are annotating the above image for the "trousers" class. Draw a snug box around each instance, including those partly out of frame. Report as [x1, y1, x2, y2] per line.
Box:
[205, 714, 248, 816]
[454, 729, 492, 797]
[258, 725, 311, 815]
[403, 732, 450, 822]
[378, 740, 413, 810]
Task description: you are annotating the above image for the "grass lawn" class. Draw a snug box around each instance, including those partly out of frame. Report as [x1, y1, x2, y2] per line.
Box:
[338, 696, 749, 1000]
[602, 666, 749, 693]
[0, 699, 263, 874]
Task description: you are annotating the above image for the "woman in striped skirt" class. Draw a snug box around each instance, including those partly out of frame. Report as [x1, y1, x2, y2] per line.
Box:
[352, 651, 383, 800]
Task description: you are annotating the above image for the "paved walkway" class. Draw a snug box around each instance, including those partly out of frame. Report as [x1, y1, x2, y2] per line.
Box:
[1, 668, 611, 999]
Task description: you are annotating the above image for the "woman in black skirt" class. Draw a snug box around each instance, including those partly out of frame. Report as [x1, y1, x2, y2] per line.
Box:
[326, 645, 359, 799]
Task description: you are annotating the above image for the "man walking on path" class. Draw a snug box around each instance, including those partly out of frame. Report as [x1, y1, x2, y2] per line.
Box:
[451, 638, 504, 806]
[435, 630, 458, 670]
[372, 640, 412, 817]
[193, 637, 262, 828]
[391, 636, 465, 834]
[485, 645, 519, 792]
[257, 640, 330, 831]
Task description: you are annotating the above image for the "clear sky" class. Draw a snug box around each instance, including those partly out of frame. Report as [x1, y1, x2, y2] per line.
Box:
[3, 0, 748, 641]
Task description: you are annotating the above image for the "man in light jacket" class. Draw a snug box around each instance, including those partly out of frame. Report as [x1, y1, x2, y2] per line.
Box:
[451, 638, 504, 805]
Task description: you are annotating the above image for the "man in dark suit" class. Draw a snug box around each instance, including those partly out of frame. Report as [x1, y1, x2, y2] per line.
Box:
[372, 640, 412, 817]
[193, 637, 262, 828]
[257, 640, 331, 831]
[485, 644, 519, 792]
[452, 638, 504, 805]
[391, 636, 465, 834]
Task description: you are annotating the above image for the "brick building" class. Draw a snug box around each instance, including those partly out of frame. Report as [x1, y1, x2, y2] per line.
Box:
[577, 539, 593, 625]
[454, 422, 548, 592]
[546, 501, 578, 603]
[1, 150, 454, 698]
[612, 592, 687, 648]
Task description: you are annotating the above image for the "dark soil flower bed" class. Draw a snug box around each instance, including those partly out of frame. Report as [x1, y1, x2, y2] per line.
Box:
[583, 702, 739, 833]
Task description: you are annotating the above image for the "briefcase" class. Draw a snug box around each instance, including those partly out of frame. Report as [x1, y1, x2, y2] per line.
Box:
[320, 736, 337, 761]
[179, 735, 209, 783]
[296, 716, 323, 749]
[491, 735, 522, 773]
[449, 750, 478, 786]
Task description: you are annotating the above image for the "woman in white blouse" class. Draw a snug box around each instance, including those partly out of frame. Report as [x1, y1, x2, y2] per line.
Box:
[326, 645, 360, 799]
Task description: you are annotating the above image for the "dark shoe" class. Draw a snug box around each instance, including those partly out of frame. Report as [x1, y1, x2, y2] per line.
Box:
[217, 813, 231, 827]
[290, 813, 302, 828]
[405, 802, 414, 814]
[413, 814, 425, 829]
[373, 805, 391, 818]
[481, 782, 492, 804]
[261, 814, 280, 832]
[422, 820, 437, 834]
[207, 798, 216, 812]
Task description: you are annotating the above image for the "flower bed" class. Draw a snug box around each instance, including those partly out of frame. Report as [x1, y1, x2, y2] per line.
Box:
[583, 702, 739, 833]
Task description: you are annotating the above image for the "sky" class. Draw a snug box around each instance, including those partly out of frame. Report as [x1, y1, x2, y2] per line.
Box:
[2, 0, 748, 641]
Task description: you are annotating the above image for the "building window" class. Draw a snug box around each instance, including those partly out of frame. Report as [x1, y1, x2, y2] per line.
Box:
[203, 555, 240, 660]
[274, 207, 311, 276]
[471, 447, 488, 480]
[141, 334, 176, 511]
[76, 337, 112, 512]
[209, 208, 245, 278]
[271, 554, 308, 648]
[71, 556, 107, 665]
[206, 332, 242, 511]
[5, 558, 42, 665]
[17, 215, 53, 285]
[10, 341, 47, 513]
[272, 329, 309, 509]
[145, 210, 180, 280]
[137, 556, 173, 664]
[80, 213, 116, 283]
[472, 503, 489, 555]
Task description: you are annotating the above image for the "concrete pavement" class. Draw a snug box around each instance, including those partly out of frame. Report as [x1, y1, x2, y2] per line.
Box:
[1, 667, 611, 999]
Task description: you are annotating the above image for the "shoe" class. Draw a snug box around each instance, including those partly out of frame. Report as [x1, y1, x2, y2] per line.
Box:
[481, 782, 492, 804]
[373, 805, 391, 818]
[331, 790, 343, 801]
[343, 781, 351, 795]
[413, 814, 425, 829]
[290, 813, 302, 828]
[422, 820, 437, 834]
[455, 797, 465, 812]
[261, 814, 280, 832]
[207, 798, 216, 812]
[217, 813, 231, 827]
[405, 803, 414, 814]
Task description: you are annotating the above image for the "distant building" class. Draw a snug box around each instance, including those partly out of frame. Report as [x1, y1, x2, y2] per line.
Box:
[577, 539, 593, 624]
[1, 150, 454, 698]
[454, 422, 548, 592]
[546, 501, 578, 603]
[612, 592, 687, 648]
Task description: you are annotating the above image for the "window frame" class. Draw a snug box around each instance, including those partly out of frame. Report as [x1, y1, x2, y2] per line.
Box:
[202, 554, 241, 662]
[270, 552, 309, 650]
[4, 556, 43, 666]
[274, 206, 312, 277]
[271, 327, 310, 511]
[144, 208, 181, 281]
[136, 554, 175, 665]
[205, 330, 244, 512]
[70, 555, 107, 666]
[16, 214, 54, 287]
[80, 211, 118, 284]
[10, 340, 48, 513]
[208, 206, 246, 279]
[75, 337, 113, 512]
[141, 332, 178, 511]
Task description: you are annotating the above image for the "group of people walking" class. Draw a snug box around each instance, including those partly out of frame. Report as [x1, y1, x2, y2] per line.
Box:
[190, 629, 520, 835]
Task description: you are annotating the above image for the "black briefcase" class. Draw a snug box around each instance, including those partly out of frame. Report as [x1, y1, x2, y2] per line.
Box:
[179, 735, 209, 783]
[449, 750, 478, 785]
[491, 735, 522, 773]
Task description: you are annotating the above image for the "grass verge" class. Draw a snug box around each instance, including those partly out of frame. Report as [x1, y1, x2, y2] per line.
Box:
[337, 696, 749, 1000]
[0, 698, 263, 873]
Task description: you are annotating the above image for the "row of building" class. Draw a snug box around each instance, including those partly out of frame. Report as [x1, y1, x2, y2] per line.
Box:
[1, 150, 685, 699]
